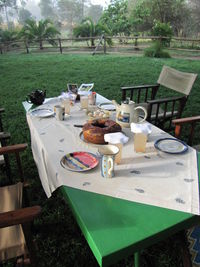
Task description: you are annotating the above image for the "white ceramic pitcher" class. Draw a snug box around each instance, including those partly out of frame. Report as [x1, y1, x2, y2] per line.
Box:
[112, 99, 147, 128]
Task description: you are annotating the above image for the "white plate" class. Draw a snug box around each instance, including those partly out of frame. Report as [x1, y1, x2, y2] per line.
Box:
[98, 103, 116, 111]
[154, 138, 188, 154]
[31, 108, 54, 118]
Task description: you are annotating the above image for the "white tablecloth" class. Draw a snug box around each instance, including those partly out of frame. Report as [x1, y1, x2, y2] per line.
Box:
[25, 96, 200, 215]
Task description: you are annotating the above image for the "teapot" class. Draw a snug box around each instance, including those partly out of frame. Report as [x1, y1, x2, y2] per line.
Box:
[112, 98, 147, 128]
[26, 90, 46, 105]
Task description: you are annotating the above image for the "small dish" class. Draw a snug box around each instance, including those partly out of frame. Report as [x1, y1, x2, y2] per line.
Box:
[154, 138, 188, 154]
[87, 109, 110, 121]
[60, 152, 99, 172]
[30, 108, 54, 118]
[98, 103, 116, 111]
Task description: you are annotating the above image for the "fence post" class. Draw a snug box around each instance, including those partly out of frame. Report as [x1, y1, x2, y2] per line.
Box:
[59, 38, 62, 54]
[0, 45, 2, 54]
[25, 40, 29, 54]
[103, 35, 107, 54]
[134, 37, 139, 50]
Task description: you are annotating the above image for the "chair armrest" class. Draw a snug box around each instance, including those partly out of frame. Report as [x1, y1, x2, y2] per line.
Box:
[0, 132, 11, 140]
[121, 84, 159, 90]
[172, 116, 200, 126]
[0, 206, 41, 228]
[147, 95, 184, 105]
[0, 143, 28, 156]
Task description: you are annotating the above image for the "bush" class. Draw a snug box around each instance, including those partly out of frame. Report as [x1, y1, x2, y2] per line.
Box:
[152, 20, 172, 47]
[144, 41, 170, 58]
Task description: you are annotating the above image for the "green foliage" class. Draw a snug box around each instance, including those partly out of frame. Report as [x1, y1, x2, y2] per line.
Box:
[129, 0, 152, 33]
[20, 19, 60, 49]
[100, 0, 131, 36]
[144, 41, 171, 58]
[152, 20, 172, 47]
[0, 28, 19, 42]
[128, 0, 191, 37]
[0, 54, 200, 266]
[73, 17, 112, 46]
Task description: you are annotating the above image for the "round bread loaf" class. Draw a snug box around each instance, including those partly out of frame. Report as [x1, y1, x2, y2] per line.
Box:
[83, 119, 122, 144]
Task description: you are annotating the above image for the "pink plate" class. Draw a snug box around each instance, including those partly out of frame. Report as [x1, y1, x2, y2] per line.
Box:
[60, 152, 99, 172]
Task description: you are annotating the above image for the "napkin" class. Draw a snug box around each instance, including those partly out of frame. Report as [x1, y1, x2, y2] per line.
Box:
[131, 122, 152, 135]
[104, 132, 129, 144]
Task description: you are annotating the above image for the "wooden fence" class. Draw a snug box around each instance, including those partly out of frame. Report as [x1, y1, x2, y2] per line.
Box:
[1, 35, 200, 55]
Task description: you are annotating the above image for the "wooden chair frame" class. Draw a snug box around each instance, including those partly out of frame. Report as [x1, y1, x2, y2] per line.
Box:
[0, 108, 5, 132]
[121, 84, 187, 130]
[0, 144, 41, 266]
[172, 116, 200, 146]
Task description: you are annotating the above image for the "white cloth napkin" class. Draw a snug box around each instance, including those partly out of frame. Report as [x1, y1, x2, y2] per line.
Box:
[131, 122, 152, 135]
[104, 132, 129, 144]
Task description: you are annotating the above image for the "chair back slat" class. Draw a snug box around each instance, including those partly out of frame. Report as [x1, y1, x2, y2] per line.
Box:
[137, 89, 141, 103]
[163, 102, 167, 120]
[130, 90, 133, 101]
[145, 89, 148, 102]
[155, 103, 160, 126]
[121, 85, 159, 103]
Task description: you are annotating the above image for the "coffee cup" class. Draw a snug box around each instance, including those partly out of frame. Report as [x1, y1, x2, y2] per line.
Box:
[98, 145, 119, 178]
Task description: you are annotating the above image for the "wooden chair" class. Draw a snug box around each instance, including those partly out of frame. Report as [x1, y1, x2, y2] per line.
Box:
[121, 65, 197, 130]
[0, 108, 5, 132]
[0, 143, 41, 266]
[0, 108, 12, 180]
[172, 115, 200, 150]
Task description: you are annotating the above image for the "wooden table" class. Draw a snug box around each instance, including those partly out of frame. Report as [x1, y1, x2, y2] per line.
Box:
[23, 95, 200, 267]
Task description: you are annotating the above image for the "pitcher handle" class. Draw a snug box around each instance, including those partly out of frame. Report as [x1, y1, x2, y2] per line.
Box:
[108, 157, 113, 177]
[134, 106, 147, 123]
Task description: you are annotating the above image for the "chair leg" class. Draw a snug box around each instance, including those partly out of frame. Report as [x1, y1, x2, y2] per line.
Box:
[134, 252, 140, 267]
[22, 222, 38, 267]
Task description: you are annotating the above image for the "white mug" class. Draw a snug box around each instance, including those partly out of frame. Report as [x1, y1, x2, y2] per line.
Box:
[54, 105, 65, 121]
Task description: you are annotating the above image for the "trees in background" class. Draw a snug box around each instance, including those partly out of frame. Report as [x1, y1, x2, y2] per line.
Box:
[73, 17, 111, 46]
[20, 19, 60, 49]
[0, 0, 17, 28]
[100, 0, 131, 36]
[39, 0, 58, 22]
[0, 0, 200, 38]
[18, 8, 32, 25]
[86, 5, 103, 24]
[128, 0, 190, 36]
[0, 27, 18, 42]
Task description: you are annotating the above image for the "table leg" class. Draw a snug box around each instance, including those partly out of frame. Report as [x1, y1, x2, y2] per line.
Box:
[134, 252, 140, 267]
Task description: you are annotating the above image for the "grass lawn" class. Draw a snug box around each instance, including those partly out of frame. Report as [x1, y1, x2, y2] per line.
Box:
[0, 53, 200, 267]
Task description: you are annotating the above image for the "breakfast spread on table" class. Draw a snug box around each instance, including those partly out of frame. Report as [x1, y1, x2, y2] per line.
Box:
[25, 90, 200, 215]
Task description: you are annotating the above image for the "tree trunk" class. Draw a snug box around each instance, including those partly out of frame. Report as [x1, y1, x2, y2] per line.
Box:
[5, 6, 10, 29]
[91, 38, 95, 47]
[39, 40, 43, 50]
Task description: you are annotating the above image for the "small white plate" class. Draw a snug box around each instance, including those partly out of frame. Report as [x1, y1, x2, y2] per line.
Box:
[154, 138, 188, 154]
[31, 108, 54, 118]
[98, 103, 116, 111]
